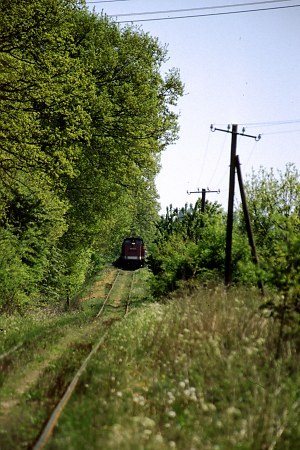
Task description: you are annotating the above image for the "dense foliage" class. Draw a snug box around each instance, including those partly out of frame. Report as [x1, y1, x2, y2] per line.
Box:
[0, 0, 183, 310]
[148, 165, 300, 343]
[242, 163, 300, 350]
[147, 201, 228, 296]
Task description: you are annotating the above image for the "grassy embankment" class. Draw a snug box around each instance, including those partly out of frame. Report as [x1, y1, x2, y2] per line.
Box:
[0, 269, 299, 449]
[48, 284, 299, 450]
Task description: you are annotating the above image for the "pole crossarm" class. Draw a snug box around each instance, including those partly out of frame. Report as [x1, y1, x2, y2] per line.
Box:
[187, 188, 220, 213]
[210, 124, 261, 141]
[187, 188, 220, 195]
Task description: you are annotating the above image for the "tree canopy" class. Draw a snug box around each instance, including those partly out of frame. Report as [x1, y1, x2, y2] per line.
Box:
[0, 0, 184, 310]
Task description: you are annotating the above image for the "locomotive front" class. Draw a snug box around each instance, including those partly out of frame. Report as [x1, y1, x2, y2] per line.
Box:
[121, 237, 145, 268]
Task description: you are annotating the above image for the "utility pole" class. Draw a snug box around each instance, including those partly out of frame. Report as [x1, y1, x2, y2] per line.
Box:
[187, 188, 220, 213]
[226, 124, 238, 286]
[211, 124, 261, 286]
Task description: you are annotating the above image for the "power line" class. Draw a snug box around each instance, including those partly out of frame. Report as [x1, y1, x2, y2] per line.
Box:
[197, 131, 211, 187]
[86, 1, 130, 3]
[114, 4, 300, 23]
[244, 139, 259, 166]
[207, 133, 228, 188]
[262, 128, 300, 135]
[213, 120, 300, 129]
[239, 119, 300, 127]
[104, 0, 294, 17]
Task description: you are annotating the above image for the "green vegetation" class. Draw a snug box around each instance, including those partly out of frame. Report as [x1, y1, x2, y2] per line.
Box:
[0, 267, 152, 448]
[0, 0, 183, 311]
[148, 163, 300, 348]
[41, 285, 300, 450]
[0, 2, 299, 449]
[1, 270, 298, 450]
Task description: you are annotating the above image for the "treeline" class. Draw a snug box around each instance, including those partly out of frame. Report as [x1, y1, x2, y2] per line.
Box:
[148, 164, 300, 339]
[0, 0, 183, 311]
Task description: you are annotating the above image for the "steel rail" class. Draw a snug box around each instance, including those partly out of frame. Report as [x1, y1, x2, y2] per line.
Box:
[0, 342, 23, 361]
[32, 330, 109, 450]
[0, 270, 121, 363]
[96, 269, 120, 317]
[32, 268, 137, 449]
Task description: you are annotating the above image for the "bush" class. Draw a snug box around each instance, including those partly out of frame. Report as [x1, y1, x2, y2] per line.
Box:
[0, 228, 30, 312]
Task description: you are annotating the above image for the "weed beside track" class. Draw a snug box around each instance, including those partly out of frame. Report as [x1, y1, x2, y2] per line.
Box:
[0, 266, 152, 449]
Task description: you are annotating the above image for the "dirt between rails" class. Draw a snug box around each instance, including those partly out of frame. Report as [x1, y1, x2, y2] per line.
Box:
[107, 270, 135, 307]
[80, 265, 119, 303]
[81, 267, 135, 309]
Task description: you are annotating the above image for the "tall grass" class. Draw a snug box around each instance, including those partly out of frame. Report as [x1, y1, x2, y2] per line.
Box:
[0, 268, 154, 448]
[49, 285, 299, 450]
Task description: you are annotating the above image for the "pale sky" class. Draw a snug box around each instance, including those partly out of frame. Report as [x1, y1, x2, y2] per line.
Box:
[86, 0, 300, 213]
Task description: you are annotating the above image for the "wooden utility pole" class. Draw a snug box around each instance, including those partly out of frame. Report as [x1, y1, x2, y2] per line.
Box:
[201, 188, 206, 213]
[210, 124, 261, 286]
[225, 124, 238, 285]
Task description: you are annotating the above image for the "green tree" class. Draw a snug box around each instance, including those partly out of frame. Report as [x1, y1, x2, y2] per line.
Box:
[148, 201, 226, 295]
[241, 164, 300, 349]
[58, 10, 183, 287]
[0, 0, 92, 185]
[243, 163, 300, 283]
[0, 1, 183, 309]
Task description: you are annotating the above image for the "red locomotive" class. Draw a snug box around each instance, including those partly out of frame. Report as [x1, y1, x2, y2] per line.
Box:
[121, 237, 145, 268]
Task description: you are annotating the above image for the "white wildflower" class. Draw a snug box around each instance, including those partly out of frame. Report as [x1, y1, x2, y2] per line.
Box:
[167, 392, 175, 404]
[200, 402, 209, 412]
[155, 433, 164, 443]
[216, 420, 223, 429]
[226, 406, 241, 416]
[207, 402, 217, 411]
[143, 429, 152, 437]
[133, 393, 146, 406]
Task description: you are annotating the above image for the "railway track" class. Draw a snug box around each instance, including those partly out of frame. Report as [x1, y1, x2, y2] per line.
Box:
[0, 342, 23, 362]
[0, 268, 135, 362]
[32, 268, 137, 450]
[96, 268, 137, 317]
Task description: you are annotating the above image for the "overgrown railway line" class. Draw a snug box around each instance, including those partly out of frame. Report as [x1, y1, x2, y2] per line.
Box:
[96, 268, 136, 317]
[0, 268, 135, 362]
[32, 268, 137, 450]
[0, 266, 145, 450]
